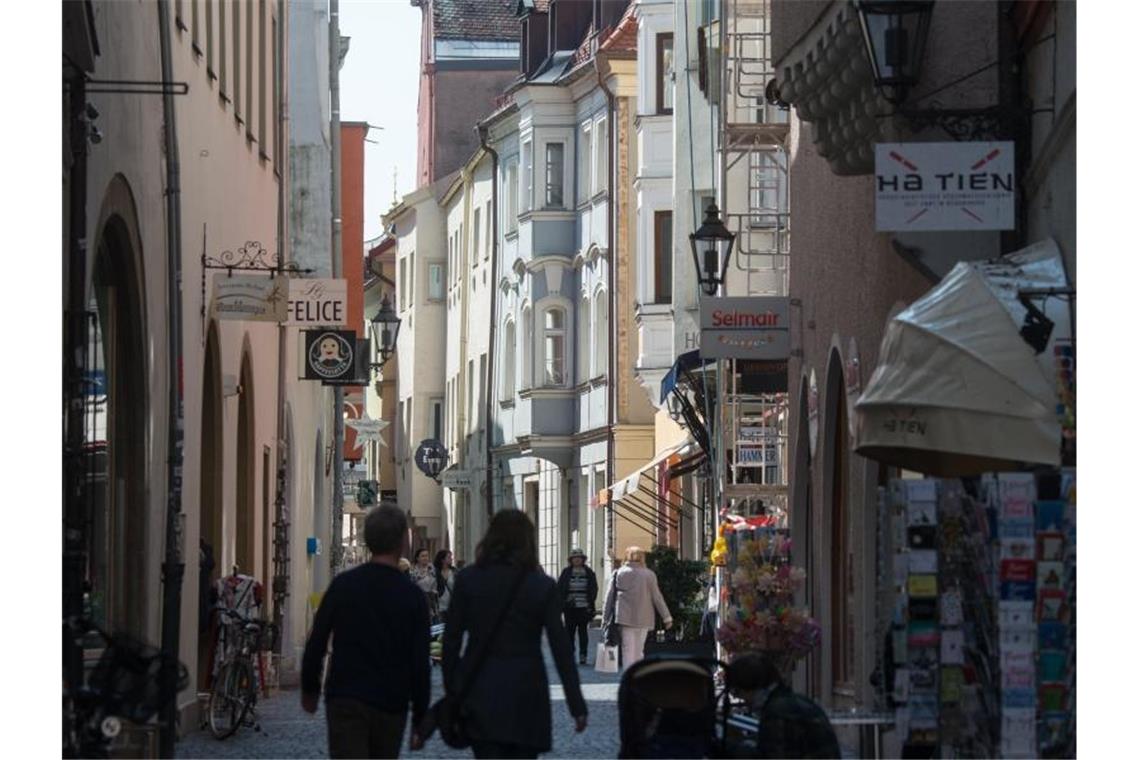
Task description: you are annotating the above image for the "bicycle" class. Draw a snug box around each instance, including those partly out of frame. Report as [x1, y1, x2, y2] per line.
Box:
[64, 617, 189, 758]
[207, 608, 268, 739]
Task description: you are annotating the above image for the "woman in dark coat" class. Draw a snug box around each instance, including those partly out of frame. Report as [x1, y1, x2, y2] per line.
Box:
[438, 510, 588, 758]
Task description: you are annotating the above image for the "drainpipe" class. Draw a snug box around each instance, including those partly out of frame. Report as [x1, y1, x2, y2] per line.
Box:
[594, 55, 616, 570]
[272, 2, 291, 649]
[478, 124, 499, 519]
[329, 0, 345, 577]
[158, 1, 186, 756]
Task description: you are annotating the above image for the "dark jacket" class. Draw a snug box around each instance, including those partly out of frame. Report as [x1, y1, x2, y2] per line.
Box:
[556, 563, 598, 615]
[442, 562, 587, 751]
[752, 683, 841, 759]
[301, 563, 432, 725]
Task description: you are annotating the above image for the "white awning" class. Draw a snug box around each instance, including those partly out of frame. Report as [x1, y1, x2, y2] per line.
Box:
[598, 437, 694, 505]
[854, 239, 1071, 476]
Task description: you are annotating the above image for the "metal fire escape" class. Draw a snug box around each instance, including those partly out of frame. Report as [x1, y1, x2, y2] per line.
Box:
[718, 0, 791, 523]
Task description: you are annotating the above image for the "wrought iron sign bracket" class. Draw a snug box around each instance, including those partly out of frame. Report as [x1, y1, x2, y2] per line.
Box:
[889, 103, 1024, 142]
[201, 240, 315, 319]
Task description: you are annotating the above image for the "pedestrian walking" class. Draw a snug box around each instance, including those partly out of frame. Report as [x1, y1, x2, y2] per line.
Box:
[301, 505, 431, 759]
[434, 549, 456, 623]
[556, 548, 598, 665]
[410, 548, 439, 619]
[415, 510, 587, 758]
[602, 546, 672, 670]
[724, 652, 840, 759]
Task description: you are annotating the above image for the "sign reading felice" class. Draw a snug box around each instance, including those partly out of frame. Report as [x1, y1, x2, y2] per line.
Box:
[287, 278, 348, 326]
[874, 141, 1014, 231]
[699, 296, 790, 360]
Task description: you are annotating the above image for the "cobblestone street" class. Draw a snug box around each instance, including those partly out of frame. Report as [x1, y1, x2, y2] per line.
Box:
[178, 628, 620, 759]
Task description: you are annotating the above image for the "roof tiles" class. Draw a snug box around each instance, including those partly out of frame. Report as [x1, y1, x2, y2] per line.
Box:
[433, 0, 519, 41]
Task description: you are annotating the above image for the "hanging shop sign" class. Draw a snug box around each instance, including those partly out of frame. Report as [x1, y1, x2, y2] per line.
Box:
[737, 359, 789, 393]
[414, 439, 449, 480]
[736, 426, 781, 467]
[699, 296, 790, 360]
[286, 278, 348, 326]
[302, 329, 357, 383]
[441, 468, 472, 490]
[210, 275, 289, 322]
[874, 141, 1015, 231]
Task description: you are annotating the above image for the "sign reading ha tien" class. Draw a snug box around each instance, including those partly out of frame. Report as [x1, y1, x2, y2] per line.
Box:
[700, 296, 790, 360]
[287, 278, 348, 326]
[875, 141, 1014, 231]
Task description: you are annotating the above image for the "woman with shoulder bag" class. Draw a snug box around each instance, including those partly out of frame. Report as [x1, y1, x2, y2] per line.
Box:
[414, 510, 588, 758]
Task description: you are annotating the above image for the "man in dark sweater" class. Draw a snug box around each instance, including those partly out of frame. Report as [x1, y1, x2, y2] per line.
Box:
[301, 504, 431, 758]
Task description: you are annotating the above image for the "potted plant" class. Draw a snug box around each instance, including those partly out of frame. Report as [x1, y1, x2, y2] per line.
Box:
[644, 545, 715, 658]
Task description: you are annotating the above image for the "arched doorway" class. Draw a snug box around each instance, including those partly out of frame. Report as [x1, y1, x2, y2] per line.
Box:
[197, 322, 224, 689]
[791, 375, 818, 696]
[313, 430, 327, 594]
[235, 349, 256, 575]
[821, 348, 853, 699]
[87, 212, 148, 638]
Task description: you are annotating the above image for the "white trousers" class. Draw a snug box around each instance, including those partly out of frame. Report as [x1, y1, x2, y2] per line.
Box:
[621, 626, 650, 670]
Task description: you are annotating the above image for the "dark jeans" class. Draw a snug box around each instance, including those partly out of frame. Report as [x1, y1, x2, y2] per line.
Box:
[472, 741, 540, 759]
[564, 607, 591, 660]
[326, 697, 407, 759]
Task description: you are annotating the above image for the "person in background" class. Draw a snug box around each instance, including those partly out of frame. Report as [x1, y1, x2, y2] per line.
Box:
[602, 546, 672, 670]
[724, 652, 840, 759]
[410, 548, 438, 619]
[301, 505, 431, 759]
[425, 510, 588, 758]
[433, 549, 455, 623]
[556, 548, 598, 665]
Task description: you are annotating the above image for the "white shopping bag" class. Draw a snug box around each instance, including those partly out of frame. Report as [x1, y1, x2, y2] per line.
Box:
[595, 643, 619, 673]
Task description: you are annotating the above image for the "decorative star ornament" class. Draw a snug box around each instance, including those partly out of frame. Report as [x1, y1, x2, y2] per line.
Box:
[345, 411, 389, 452]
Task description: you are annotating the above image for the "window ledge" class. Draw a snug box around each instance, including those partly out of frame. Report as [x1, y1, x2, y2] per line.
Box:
[590, 375, 608, 388]
[499, 399, 516, 410]
[590, 190, 608, 203]
[207, 67, 218, 82]
[574, 381, 591, 394]
[505, 229, 519, 241]
[192, 42, 203, 58]
[220, 92, 231, 105]
[259, 149, 270, 162]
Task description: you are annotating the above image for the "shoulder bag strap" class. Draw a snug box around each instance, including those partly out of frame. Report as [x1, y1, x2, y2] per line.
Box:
[453, 566, 529, 704]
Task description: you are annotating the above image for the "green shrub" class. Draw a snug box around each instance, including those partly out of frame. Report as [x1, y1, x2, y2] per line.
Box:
[646, 545, 709, 641]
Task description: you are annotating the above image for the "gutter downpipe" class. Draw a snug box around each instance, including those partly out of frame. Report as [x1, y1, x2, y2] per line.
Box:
[158, 1, 186, 756]
[272, 2, 291, 646]
[478, 124, 499, 519]
[594, 54, 617, 573]
[330, 0, 345, 577]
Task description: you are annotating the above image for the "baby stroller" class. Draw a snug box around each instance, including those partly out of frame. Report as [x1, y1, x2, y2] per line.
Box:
[618, 654, 729, 758]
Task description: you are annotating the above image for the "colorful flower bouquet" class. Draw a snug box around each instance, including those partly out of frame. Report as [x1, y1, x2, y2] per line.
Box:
[716, 533, 821, 674]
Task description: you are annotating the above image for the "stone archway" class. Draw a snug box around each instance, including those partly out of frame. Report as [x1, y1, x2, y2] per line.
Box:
[197, 322, 224, 689]
[88, 197, 148, 639]
[790, 374, 818, 696]
[235, 348, 256, 575]
[821, 347, 853, 698]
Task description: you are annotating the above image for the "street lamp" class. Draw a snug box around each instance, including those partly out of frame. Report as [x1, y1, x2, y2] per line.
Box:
[854, 0, 934, 105]
[369, 292, 401, 371]
[689, 203, 736, 297]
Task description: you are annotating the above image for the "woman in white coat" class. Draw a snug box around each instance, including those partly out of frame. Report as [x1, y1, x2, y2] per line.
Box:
[602, 546, 673, 669]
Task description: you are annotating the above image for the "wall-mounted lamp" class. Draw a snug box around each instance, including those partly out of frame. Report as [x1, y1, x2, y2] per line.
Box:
[689, 203, 736, 297]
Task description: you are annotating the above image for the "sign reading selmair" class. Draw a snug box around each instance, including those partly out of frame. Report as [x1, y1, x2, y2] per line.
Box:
[699, 296, 790, 360]
[875, 141, 1014, 231]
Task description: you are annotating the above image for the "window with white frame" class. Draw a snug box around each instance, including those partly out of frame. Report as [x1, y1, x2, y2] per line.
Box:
[472, 208, 481, 264]
[429, 398, 443, 442]
[521, 305, 533, 389]
[506, 162, 519, 231]
[484, 200, 492, 258]
[399, 257, 407, 309]
[577, 294, 590, 383]
[542, 306, 567, 386]
[521, 142, 533, 213]
[593, 117, 608, 196]
[467, 359, 475, 434]
[545, 142, 565, 209]
[578, 123, 592, 205]
[428, 263, 444, 301]
[593, 294, 608, 377]
[502, 319, 516, 399]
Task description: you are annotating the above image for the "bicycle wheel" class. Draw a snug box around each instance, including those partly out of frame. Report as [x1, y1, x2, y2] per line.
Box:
[208, 660, 253, 739]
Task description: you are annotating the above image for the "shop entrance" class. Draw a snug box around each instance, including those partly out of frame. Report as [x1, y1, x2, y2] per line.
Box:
[87, 211, 148, 639]
[197, 323, 224, 690]
[822, 349, 854, 698]
[235, 351, 256, 574]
